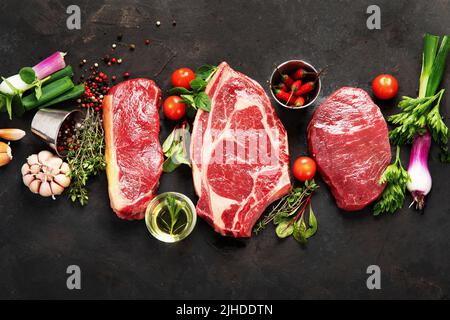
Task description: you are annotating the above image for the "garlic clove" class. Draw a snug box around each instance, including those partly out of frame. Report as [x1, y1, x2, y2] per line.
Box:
[23, 174, 35, 187]
[0, 154, 12, 167]
[54, 174, 71, 188]
[39, 182, 53, 197]
[51, 181, 64, 196]
[29, 180, 41, 194]
[21, 163, 31, 176]
[45, 156, 63, 171]
[27, 154, 39, 166]
[60, 162, 70, 174]
[30, 164, 41, 174]
[0, 142, 12, 167]
[0, 128, 26, 141]
[0, 141, 11, 153]
[38, 150, 54, 164]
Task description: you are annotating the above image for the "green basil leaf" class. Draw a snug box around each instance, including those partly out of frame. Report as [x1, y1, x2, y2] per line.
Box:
[305, 205, 318, 239]
[163, 156, 180, 173]
[196, 65, 217, 81]
[190, 78, 207, 92]
[194, 92, 211, 112]
[169, 87, 192, 96]
[19, 67, 36, 85]
[180, 94, 195, 106]
[162, 127, 177, 154]
[275, 220, 294, 238]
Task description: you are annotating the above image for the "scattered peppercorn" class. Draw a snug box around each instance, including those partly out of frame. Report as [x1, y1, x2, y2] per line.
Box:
[117, 58, 122, 64]
[112, 43, 117, 49]
[156, 21, 161, 27]
[123, 72, 130, 78]
[145, 39, 151, 45]
[129, 44, 136, 51]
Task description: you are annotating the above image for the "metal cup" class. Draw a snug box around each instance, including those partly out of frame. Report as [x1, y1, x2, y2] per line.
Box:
[31, 108, 84, 157]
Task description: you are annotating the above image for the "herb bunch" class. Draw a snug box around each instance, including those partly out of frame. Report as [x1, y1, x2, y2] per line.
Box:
[254, 180, 319, 244]
[67, 109, 106, 205]
[168, 65, 217, 114]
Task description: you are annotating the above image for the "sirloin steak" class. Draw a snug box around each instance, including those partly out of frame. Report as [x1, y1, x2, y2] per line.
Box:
[191, 62, 291, 237]
[308, 87, 391, 211]
[103, 78, 163, 220]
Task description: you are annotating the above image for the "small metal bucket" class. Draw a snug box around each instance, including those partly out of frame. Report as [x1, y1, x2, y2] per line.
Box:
[31, 108, 84, 157]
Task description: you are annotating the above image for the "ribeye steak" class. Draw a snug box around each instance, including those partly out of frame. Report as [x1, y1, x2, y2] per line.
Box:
[103, 78, 163, 220]
[307, 87, 391, 211]
[191, 62, 291, 237]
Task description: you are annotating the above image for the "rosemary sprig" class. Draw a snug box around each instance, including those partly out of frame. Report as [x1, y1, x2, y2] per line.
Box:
[67, 109, 106, 205]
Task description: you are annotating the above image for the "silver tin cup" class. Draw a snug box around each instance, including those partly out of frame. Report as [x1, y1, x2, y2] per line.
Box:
[31, 108, 84, 157]
[270, 60, 322, 110]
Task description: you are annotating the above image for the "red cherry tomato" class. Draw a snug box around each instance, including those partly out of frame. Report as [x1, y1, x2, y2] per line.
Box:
[372, 74, 399, 100]
[171, 68, 196, 90]
[292, 156, 317, 182]
[163, 96, 186, 121]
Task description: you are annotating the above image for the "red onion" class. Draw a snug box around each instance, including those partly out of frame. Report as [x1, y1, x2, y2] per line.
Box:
[407, 130, 432, 209]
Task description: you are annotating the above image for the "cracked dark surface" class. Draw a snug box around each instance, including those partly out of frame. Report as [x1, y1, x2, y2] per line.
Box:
[0, 0, 449, 299]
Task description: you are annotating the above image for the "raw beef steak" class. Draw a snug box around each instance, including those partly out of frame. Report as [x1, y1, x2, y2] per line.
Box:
[307, 87, 391, 211]
[103, 78, 163, 220]
[191, 62, 291, 237]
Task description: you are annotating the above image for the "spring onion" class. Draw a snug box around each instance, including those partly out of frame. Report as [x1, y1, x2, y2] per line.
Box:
[375, 33, 450, 214]
[21, 77, 74, 111]
[0, 52, 67, 119]
[0, 52, 66, 96]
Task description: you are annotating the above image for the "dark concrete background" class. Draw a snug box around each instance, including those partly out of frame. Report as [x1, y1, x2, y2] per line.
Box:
[0, 0, 449, 299]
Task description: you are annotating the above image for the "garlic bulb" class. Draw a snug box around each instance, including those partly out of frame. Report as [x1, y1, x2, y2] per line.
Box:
[0, 142, 12, 167]
[22, 150, 71, 199]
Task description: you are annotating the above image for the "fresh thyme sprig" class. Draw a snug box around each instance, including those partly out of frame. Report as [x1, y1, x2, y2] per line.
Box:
[67, 109, 106, 206]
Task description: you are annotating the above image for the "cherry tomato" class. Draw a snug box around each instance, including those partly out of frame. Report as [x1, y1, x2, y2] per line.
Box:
[292, 156, 317, 182]
[163, 96, 186, 121]
[372, 74, 399, 100]
[171, 68, 196, 89]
